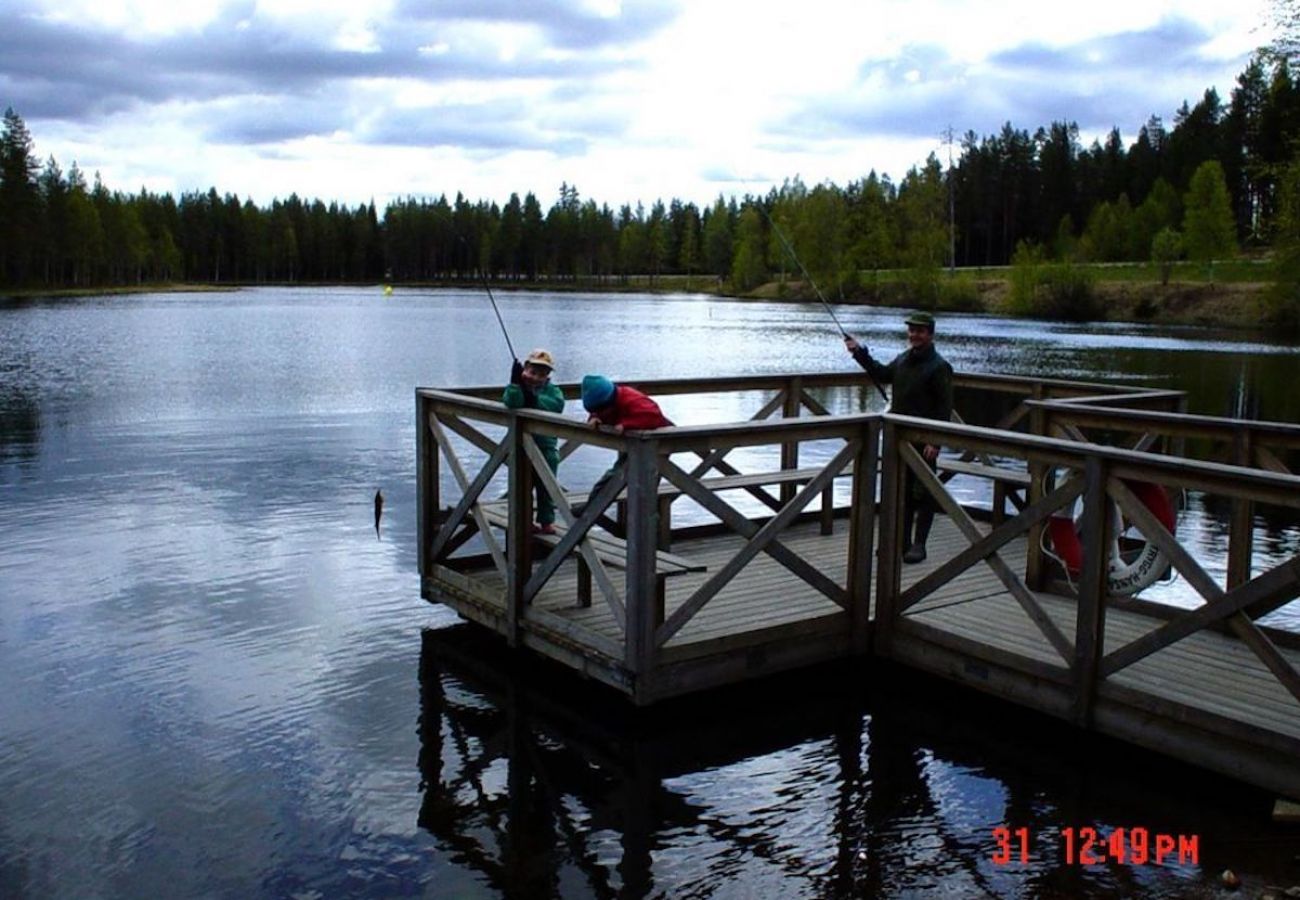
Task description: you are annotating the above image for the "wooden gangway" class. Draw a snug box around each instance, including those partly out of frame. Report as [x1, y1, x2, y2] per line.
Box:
[416, 372, 1300, 798]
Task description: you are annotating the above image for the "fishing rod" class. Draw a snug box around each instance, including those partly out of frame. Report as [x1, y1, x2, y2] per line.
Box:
[459, 235, 517, 361]
[745, 184, 889, 403]
[762, 209, 851, 338]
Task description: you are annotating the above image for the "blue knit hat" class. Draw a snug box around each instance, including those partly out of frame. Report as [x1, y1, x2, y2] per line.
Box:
[581, 375, 616, 411]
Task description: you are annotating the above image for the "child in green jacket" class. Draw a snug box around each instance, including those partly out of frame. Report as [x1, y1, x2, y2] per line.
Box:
[502, 349, 566, 534]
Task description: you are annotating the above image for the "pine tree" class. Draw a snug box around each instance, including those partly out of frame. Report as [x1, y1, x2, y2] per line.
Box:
[616, 203, 648, 284]
[39, 155, 68, 284]
[64, 163, 102, 286]
[1228, 56, 1270, 239]
[498, 193, 523, 278]
[1267, 155, 1300, 329]
[0, 108, 42, 285]
[677, 203, 700, 286]
[647, 200, 670, 285]
[796, 184, 849, 296]
[730, 205, 767, 292]
[702, 196, 733, 280]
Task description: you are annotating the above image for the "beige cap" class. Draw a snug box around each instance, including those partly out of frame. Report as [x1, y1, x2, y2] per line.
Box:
[524, 348, 555, 370]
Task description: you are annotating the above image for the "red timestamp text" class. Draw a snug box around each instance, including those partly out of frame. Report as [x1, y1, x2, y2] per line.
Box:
[992, 826, 1200, 867]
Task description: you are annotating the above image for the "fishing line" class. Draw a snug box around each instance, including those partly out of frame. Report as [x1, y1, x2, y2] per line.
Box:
[760, 202, 851, 337]
[460, 235, 517, 361]
[739, 177, 888, 403]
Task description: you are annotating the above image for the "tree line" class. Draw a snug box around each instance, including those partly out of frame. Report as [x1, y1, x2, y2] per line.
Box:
[2, 52, 1299, 294]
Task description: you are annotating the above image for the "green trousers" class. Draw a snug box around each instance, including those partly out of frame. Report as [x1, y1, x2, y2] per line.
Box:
[533, 445, 560, 525]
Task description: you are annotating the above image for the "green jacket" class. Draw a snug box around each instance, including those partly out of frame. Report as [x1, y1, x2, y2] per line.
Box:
[853, 343, 954, 422]
[502, 381, 566, 452]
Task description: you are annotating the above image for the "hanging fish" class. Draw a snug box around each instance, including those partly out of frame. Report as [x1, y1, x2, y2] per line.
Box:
[374, 488, 384, 540]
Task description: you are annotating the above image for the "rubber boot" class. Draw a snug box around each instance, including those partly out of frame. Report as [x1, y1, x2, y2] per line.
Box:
[902, 504, 916, 560]
[904, 509, 933, 564]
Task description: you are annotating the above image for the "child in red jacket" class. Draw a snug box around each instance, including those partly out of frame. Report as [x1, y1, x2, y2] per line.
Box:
[578, 375, 673, 514]
[581, 375, 673, 432]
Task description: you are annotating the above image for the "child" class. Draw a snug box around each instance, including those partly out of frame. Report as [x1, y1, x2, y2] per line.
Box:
[578, 375, 673, 509]
[502, 349, 565, 534]
[580, 375, 673, 432]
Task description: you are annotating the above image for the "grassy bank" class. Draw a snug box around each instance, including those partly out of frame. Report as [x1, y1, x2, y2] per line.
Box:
[1, 267, 1282, 330]
[0, 283, 239, 301]
[738, 262, 1278, 330]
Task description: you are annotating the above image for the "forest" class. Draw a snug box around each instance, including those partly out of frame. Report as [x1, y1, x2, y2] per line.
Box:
[2, 51, 1299, 309]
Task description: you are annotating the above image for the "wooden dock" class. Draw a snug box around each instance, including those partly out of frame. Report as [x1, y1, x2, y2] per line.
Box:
[417, 372, 1300, 798]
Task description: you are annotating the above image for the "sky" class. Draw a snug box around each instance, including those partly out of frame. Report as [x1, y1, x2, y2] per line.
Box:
[0, 0, 1275, 214]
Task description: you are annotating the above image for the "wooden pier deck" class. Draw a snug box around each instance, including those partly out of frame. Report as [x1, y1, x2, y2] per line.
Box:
[417, 372, 1300, 798]
[431, 517, 853, 690]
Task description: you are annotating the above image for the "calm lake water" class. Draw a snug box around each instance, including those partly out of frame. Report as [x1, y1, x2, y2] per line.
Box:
[2, 286, 1298, 898]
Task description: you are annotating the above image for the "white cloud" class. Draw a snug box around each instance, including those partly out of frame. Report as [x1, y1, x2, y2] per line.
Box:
[2, 0, 1277, 212]
[33, 0, 225, 34]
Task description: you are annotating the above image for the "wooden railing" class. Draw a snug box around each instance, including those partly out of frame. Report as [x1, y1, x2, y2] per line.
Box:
[416, 369, 1154, 568]
[417, 372, 1300, 711]
[416, 374, 1186, 583]
[873, 414, 1300, 727]
[417, 378, 878, 678]
[1028, 400, 1300, 591]
[642, 416, 878, 662]
[422, 370, 1166, 522]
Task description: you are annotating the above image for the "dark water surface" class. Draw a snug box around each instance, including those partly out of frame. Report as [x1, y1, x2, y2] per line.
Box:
[2, 287, 1298, 898]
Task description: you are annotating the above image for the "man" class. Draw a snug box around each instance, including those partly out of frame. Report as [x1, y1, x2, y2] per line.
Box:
[845, 311, 954, 563]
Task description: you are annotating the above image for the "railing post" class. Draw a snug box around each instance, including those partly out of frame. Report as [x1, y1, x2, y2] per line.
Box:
[1025, 382, 1048, 589]
[873, 420, 904, 655]
[416, 392, 437, 578]
[1171, 391, 1189, 459]
[623, 437, 661, 688]
[780, 376, 802, 504]
[848, 417, 879, 654]
[1072, 456, 1108, 727]
[1228, 429, 1255, 590]
[1029, 381, 1046, 436]
[505, 413, 533, 647]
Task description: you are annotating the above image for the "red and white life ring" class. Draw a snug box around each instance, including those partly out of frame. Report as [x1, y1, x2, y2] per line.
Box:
[1046, 479, 1176, 596]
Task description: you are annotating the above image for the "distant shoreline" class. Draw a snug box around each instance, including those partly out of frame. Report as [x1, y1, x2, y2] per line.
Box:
[1, 275, 1273, 331]
[0, 283, 240, 300]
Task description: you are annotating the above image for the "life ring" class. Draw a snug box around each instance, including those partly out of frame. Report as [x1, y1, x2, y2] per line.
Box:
[1046, 479, 1176, 596]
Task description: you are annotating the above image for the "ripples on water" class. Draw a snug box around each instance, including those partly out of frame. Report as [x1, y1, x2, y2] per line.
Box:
[1, 287, 1298, 897]
[418, 627, 1285, 899]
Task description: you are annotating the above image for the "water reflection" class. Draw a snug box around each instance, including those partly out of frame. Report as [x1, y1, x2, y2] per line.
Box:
[3, 287, 1299, 897]
[417, 626, 1295, 898]
[0, 388, 40, 470]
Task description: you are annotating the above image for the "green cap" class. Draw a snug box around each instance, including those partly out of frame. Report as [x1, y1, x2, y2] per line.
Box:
[904, 311, 936, 328]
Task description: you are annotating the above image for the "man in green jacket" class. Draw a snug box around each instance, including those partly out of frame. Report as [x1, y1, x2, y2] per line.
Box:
[503, 349, 566, 534]
[845, 311, 954, 563]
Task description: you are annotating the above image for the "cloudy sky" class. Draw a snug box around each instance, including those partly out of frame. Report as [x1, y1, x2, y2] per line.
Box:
[1, 0, 1273, 212]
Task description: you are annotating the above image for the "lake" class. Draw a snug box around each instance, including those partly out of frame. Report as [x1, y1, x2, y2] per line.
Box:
[2, 286, 1298, 898]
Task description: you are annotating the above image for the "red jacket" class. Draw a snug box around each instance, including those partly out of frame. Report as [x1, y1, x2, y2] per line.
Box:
[596, 385, 673, 430]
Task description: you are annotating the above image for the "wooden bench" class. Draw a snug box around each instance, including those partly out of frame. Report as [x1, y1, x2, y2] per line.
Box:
[936, 458, 1032, 524]
[691, 467, 841, 528]
[560, 466, 847, 548]
[558, 523, 706, 611]
[479, 503, 706, 617]
[567, 458, 1022, 544]
[637, 459, 1027, 537]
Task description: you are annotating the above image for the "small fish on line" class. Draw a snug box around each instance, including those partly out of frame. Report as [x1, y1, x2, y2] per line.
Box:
[374, 489, 384, 540]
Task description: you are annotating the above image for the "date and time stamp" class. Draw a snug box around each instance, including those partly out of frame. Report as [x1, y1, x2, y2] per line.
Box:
[992, 826, 1200, 868]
